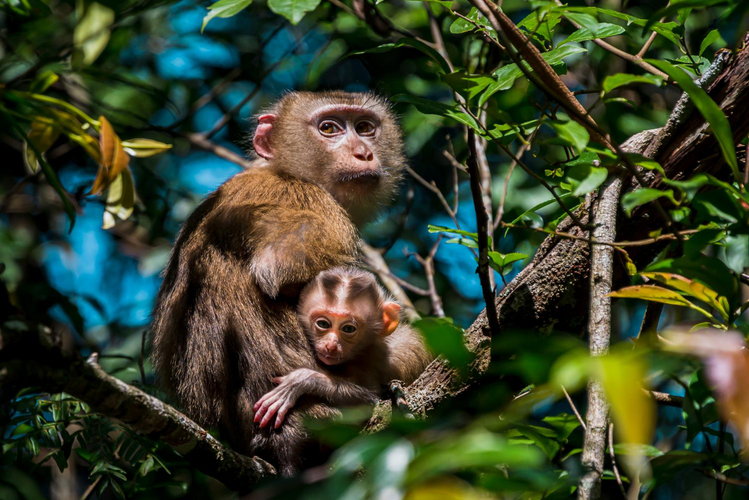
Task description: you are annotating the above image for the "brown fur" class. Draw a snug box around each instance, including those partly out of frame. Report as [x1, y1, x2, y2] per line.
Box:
[298, 267, 433, 390]
[253, 268, 433, 429]
[150, 91, 406, 475]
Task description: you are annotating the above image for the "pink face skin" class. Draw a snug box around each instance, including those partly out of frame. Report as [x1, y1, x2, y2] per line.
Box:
[253, 105, 384, 210]
[308, 308, 364, 366]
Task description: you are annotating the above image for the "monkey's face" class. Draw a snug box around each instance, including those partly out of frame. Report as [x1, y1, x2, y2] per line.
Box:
[253, 92, 406, 225]
[306, 308, 373, 365]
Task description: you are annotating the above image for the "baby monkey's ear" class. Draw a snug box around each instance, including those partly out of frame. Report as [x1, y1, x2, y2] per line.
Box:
[380, 302, 401, 336]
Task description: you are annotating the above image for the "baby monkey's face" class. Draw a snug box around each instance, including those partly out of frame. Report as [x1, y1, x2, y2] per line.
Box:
[307, 308, 367, 366]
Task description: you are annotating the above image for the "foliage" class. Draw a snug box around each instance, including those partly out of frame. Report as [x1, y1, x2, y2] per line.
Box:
[0, 0, 748, 498]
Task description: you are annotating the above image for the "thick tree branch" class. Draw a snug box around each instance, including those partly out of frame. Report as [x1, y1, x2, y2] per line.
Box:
[0, 322, 275, 491]
[579, 173, 623, 500]
[398, 35, 749, 421]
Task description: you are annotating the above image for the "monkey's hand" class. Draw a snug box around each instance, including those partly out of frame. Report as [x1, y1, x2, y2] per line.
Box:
[253, 368, 323, 429]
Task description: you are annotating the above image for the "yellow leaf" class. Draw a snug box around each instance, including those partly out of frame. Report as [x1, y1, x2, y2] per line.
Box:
[102, 169, 136, 229]
[598, 351, 655, 479]
[642, 272, 729, 321]
[73, 2, 115, 65]
[121, 138, 173, 158]
[92, 116, 129, 195]
[608, 285, 713, 319]
[23, 119, 60, 173]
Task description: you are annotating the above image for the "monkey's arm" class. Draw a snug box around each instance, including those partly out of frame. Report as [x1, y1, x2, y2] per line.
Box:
[247, 208, 359, 297]
[383, 325, 434, 385]
[253, 368, 378, 428]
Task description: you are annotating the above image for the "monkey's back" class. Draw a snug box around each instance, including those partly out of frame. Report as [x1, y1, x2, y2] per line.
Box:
[150, 166, 359, 458]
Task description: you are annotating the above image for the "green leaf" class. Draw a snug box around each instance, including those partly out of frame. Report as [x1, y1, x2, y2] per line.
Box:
[559, 23, 624, 45]
[491, 44, 587, 91]
[565, 164, 607, 197]
[650, 450, 711, 486]
[441, 72, 496, 101]
[644, 0, 730, 34]
[202, 0, 253, 32]
[512, 424, 561, 459]
[2, 110, 76, 231]
[698, 29, 724, 56]
[613, 443, 664, 457]
[392, 95, 480, 131]
[413, 317, 472, 376]
[487, 252, 527, 276]
[646, 59, 739, 181]
[543, 414, 581, 442]
[73, 2, 115, 66]
[621, 188, 678, 217]
[555, 7, 682, 46]
[449, 8, 494, 35]
[428, 225, 492, 246]
[121, 138, 173, 158]
[23, 118, 60, 173]
[608, 285, 713, 318]
[507, 193, 576, 228]
[601, 73, 664, 94]
[549, 119, 590, 152]
[518, 10, 561, 42]
[29, 70, 59, 93]
[268, 0, 321, 25]
[349, 38, 451, 74]
[409, 0, 453, 7]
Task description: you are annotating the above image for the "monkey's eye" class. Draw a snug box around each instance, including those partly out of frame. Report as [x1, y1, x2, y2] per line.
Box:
[318, 121, 343, 136]
[340, 324, 357, 335]
[355, 120, 376, 136]
[315, 318, 332, 329]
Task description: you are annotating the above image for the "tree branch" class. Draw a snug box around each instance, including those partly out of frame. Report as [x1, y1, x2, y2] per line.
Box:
[579, 174, 623, 500]
[0, 322, 275, 492]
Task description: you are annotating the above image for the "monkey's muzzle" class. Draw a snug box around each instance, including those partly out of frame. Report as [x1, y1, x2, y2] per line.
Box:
[338, 170, 382, 185]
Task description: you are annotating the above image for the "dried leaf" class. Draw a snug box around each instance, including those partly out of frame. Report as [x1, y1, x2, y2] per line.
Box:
[102, 169, 136, 229]
[642, 272, 729, 321]
[92, 116, 129, 195]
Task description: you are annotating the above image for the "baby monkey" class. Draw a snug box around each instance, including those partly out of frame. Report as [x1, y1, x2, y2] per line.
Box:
[254, 267, 431, 428]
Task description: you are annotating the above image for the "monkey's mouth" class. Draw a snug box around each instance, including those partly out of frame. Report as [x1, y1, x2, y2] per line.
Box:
[337, 170, 381, 185]
[318, 353, 342, 365]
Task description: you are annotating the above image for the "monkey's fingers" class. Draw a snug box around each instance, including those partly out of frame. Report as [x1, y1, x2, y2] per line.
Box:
[273, 402, 294, 429]
[259, 399, 285, 428]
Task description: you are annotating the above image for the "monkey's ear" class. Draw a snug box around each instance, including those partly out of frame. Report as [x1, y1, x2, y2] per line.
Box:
[253, 114, 276, 160]
[380, 302, 401, 336]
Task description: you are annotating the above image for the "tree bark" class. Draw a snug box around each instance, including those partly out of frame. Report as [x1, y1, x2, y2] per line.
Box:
[398, 34, 749, 418]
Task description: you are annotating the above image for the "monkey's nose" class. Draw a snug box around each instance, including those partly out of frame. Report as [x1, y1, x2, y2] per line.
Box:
[353, 146, 374, 162]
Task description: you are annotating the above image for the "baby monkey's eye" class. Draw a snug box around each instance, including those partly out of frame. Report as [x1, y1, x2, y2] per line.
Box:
[318, 121, 342, 136]
[355, 120, 375, 136]
[340, 324, 357, 334]
[315, 319, 332, 329]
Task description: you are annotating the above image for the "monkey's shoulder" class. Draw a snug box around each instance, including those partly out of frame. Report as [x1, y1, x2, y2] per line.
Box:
[217, 168, 347, 214]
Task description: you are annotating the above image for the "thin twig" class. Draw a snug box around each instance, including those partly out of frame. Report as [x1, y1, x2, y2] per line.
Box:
[202, 26, 311, 140]
[562, 386, 586, 431]
[361, 242, 420, 322]
[179, 132, 253, 168]
[553, 0, 667, 79]
[411, 237, 445, 317]
[501, 222, 700, 248]
[467, 129, 501, 337]
[608, 423, 628, 499]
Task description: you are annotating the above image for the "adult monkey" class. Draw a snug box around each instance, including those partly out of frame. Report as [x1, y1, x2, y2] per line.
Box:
[150, 91, 407, 475]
